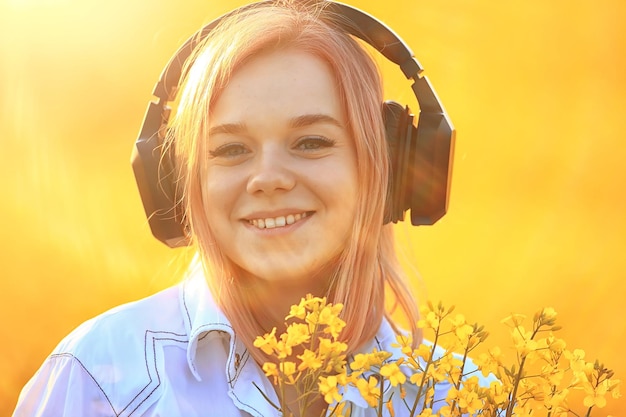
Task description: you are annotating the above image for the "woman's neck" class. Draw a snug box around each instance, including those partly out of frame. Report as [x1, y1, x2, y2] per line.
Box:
[244, 274, 329, 333]
[233, 269, 335, 417]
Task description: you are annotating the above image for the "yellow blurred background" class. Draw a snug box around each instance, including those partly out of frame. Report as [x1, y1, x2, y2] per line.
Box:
[1, 0, 624, 415]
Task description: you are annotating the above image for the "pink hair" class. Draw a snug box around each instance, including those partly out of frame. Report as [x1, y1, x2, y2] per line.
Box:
[168, 0, 421, 363]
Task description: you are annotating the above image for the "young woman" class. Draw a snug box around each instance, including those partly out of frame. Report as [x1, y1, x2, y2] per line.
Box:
[13, 1, 482, 416]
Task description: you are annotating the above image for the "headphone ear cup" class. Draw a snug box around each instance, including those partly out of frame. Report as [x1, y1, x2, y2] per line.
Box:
[409, 109, 455, 226]
[131, 102, 189, 248]
[383, 99, 454, 226]
[383, 100, 412, 223]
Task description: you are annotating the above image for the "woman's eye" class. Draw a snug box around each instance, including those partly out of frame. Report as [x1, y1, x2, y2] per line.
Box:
[294, 136, 336, 151]
[208, 143, 249, 159]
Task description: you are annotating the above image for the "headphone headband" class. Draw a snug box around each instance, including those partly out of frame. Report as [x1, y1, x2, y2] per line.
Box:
[132, 0, 455, 247]
[153, 2, 425, 102]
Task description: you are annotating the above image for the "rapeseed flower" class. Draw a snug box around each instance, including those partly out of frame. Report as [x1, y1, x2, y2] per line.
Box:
[252, 297, 620, 417]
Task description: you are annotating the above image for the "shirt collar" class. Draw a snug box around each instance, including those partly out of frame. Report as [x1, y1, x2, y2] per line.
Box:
[179, 263, 235, 381]
[177, 262, 402, 391]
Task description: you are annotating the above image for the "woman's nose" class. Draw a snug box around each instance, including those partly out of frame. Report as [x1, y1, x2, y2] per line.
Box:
[245, 146, 296, 195]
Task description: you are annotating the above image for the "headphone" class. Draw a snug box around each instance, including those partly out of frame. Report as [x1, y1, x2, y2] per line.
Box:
[131, 1, 455, 248]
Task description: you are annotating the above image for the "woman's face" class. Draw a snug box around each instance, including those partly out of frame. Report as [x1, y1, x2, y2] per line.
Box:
[202, 48, 359, 285]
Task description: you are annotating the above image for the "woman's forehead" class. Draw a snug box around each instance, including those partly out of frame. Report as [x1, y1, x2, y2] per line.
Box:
[209, 48, 344, 126]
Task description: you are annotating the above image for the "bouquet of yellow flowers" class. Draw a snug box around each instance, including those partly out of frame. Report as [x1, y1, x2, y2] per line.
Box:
[253, 296, 621, 417]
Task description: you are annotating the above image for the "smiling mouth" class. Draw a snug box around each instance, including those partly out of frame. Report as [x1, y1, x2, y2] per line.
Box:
[247, 212, 310, 229]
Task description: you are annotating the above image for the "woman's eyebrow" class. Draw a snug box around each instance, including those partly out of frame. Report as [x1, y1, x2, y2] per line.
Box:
[289, 113, 344, 129]
[208, 122, 247, 136]
[208, 114, 343, 136]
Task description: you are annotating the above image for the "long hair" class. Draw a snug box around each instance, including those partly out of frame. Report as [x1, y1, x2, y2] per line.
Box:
[167, 0, 420, 362]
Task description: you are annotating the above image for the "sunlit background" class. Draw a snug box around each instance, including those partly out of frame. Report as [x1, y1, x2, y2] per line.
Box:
[1, 0, 625, 414]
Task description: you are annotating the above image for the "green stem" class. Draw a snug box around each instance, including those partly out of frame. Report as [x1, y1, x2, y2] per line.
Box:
[505, 323, 542, 416]
[279, 359, 289, 416]
[449, 345, 471, 413]
[410, 332, 441, 416]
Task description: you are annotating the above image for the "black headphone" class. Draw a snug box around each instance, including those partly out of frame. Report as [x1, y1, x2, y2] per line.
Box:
[131, 1, 455, 248]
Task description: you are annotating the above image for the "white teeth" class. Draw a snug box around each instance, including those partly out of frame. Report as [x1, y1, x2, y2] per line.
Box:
[249, 212, 308, 229]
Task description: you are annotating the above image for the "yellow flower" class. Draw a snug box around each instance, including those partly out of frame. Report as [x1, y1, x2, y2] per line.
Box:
[445, 385, 459, 402]
[303, 298, 325, 321]
[349, 349, 390, 372]
[488, 380, 509, 405]
[415, 343, 433, 363]
[547, 335, 567, 354]
[318, 303, 343, 323]
[609, 379, 622, 399]
[253, 327, 278, 356]
[262, 362, 278, 384]
[546, 387, 570, 411]
[449, 314, 475, 344]
[319, 375, 343, 404]
[285, 299, 307, 320]
[501, 313, 526, 327]
[393, 334, 414, 356]
[284, 322, 311, 349]
[437, 405, 452, 417]
[349, 353, 370, 373]
[583, 378, 608, 408]
[474, 346, 502, 377]
[280, 361, 296, 375]
[313, 338, 347, 373]
[279, 361, 297, 384]
[318, 338, 347, 359]
[426, 359, 450, 383]
[297, 348, 322, 372]
[318, 304, 346, 339]
[356, 376, 380, 407]
[457, 388, 482, 414]
[274, 339, 291, 359]
[455, 324, 475, 344]
[417, 311, 440, 330]
[331, 401, 351, 417]
[302, 295, 326, 312]
[511, 325, 538, 359]
[541, 363, 565, 386]
[565, 348, 586, 373]
[380, 362, 406, 386]
[253, 299, 622, 417]
[410, 371, 424, 386]
[540, 306, 558, 322]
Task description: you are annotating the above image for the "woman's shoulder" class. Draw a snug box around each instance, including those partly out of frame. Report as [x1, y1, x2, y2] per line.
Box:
[53, 284, 185, 359]
[13, 284, 188, 417]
